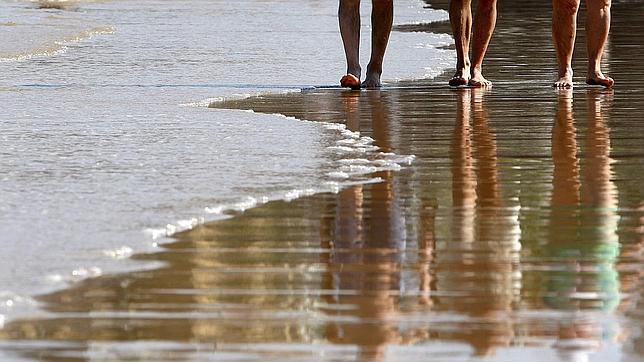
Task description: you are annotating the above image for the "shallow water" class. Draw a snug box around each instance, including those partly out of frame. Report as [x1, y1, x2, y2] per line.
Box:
[0, 0, 450, 317]
[1, 0, 643, 361]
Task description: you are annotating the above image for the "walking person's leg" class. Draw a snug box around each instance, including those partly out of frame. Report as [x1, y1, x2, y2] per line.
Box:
[585, 0, 614, 87]
[340, 0, 362, 89]
[469, 0, 497, 87]
[449, 0, 473, 86]
[552, 0, 581, 88]
[362, 0, 394, 88]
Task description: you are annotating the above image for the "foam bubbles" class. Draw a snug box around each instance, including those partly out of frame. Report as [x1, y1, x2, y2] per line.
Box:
[71, 267, 102, 279]
[327, 172, 350, 179]
[184, 89, 300, 108]
[204, 205, 224, 215]
[0, 26, 116, 62]
[103, 246, 134, 260]
[144, 227, 168, 240]
[327, 145, 359, 154]
[47, 266, 103, 284]
[0, 292, 36, 311]
[150, 114, 417, 241]
[337, 158, 371, 165]
[284, 189, 316, 201]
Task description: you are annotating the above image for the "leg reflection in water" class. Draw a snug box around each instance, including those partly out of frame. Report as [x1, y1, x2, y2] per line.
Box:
[547, 89, 621, 361]
[322, 90, 406, 360]
[434, 88, 521, 357]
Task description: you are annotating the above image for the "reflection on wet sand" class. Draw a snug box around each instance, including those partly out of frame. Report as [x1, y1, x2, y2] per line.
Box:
[433, 89, 521, 356]
[0, 84, 642, 360]
[2, 0, 644, 356]
[547, 90, 620, 311]
[544, 90, 622, 361]
[322, 91, 405, 361]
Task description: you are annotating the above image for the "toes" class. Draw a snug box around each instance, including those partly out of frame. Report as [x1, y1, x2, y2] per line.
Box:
[586, 77, 614, 88]
[586, 78, 599, 86]
[553, 81, 573, 89]
[554, 76, 574, 88]
[340, 74, 361, 90]
[449, 77, 468, 87]
[360, 74, 382, 89]
[361, 81, 382, 89]
[469, 78, 492, 88]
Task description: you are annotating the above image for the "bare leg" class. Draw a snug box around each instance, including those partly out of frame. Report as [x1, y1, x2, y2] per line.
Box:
[469, 0, 497, 87]
[339, 0, 362, 89]
[552, 0, 580, 88]
[586, 0, 614, 88]
[449, 0, 472, 86]
[363, 0, 393, 89]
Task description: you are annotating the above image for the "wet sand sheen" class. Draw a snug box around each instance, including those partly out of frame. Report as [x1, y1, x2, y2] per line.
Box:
[1, 0, 643, 361]
[0, 0, 449, 304]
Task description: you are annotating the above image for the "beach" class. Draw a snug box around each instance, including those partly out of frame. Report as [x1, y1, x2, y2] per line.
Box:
[0, 0, 449, 314]
[0, 0, 643, 361]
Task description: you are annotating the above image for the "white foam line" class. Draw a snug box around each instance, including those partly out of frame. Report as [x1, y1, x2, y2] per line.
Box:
[181, 88, 301, 108]
[146, 111, 416, 241]
[0, 26, 116, 63]
[150, 0, 447, 242]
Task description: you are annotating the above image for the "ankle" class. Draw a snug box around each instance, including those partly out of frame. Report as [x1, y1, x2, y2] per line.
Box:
[347, 66, 361, 78]
[366, 64, 382, 77]
[587, 66, 602, 77]
[457, 61, 471, 70]
[559, 66, 573, 77]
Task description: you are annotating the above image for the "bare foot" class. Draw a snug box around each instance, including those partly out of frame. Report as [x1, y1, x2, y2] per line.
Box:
[469, 67, 492, 87]
[340, 74, 361, 90]
[449, 66, 470, 87]
[586, 71, 614, 88]
[362, 72, 382, 89]
[554, 68, 574, 88]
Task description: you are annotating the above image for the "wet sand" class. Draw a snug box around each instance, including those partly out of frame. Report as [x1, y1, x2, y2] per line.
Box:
[1, 0, 643, 361]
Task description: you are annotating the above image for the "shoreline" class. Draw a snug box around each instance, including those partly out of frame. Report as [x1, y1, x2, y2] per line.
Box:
[159, 0, 456, 259]
[0, 0, 452, 322]
[1, 0, 643, 361]
[0, 0, 455, 323]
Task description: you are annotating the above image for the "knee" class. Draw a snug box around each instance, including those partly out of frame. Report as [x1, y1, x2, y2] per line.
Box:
[340, 0, 360, 7]
[477, 0, 497, 11]
[450, 0, 472, 13]
[450, 0, 472, 8]
[588, 0, 611, 12]
[339, 0, 360, 12]
[554, 0, 581, 16]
